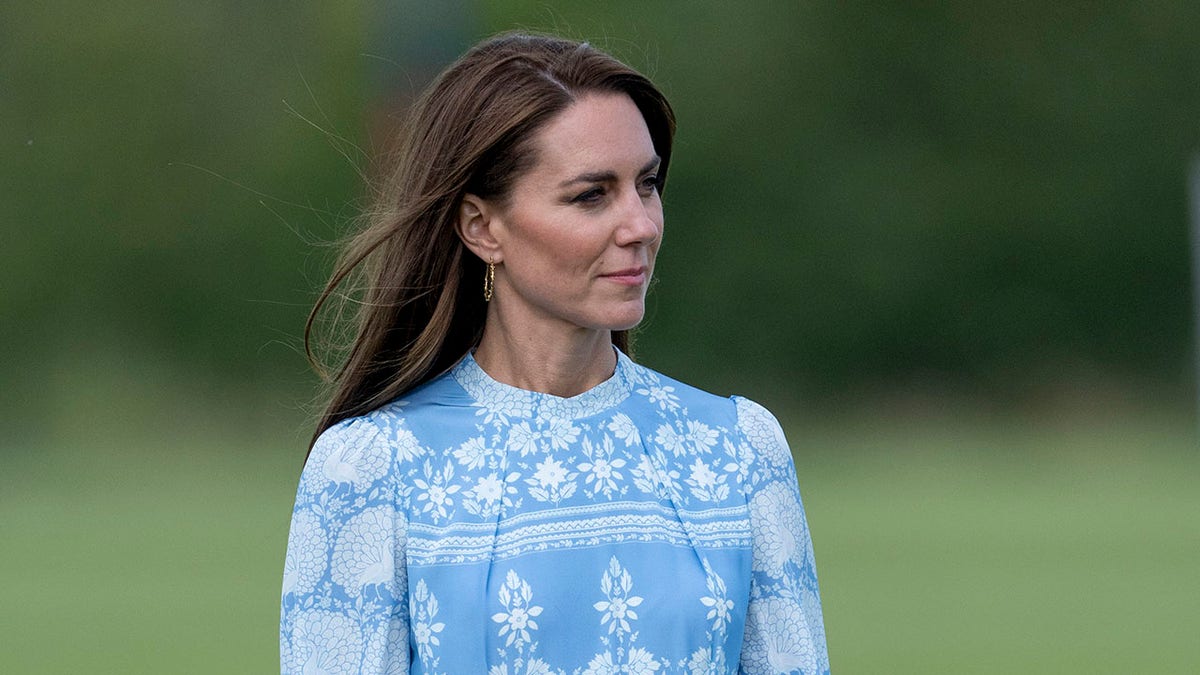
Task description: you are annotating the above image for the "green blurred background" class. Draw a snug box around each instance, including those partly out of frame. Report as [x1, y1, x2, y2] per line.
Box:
[3, 2, 1197, 672]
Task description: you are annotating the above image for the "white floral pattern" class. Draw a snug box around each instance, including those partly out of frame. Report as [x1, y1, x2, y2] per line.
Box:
[607, 412, 641, 446]
[331, 506, 399, 596]
[749, 482, 807, 578]
[411, 579, 446, 664]
[630, 452, 668, 499]
[390, 420, 427, 463]
[686, 457, 729, 502]
[583, 557, 660, 673]
[453, 435, 495, 470]
[526, 456, 578, 504]
[413, 459, 461, 522]
[281, 350, 828, 674]
[741, 598, 821, 675]
[493, 569, 544, 648]
[285, 610, 362, 674]
[579, 435, 628, 499]
[733, 398, 794, 470]
[320, 429, 390, 489]
[362, 617, 410, 675]
[282, 508, 326, 596]
[507, 422, 542, 457]
[595, 556, 644, 635]
[700, 558, 734, 633]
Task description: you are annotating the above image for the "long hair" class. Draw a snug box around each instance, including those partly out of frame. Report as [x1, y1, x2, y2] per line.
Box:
[304, 33, 676, 451]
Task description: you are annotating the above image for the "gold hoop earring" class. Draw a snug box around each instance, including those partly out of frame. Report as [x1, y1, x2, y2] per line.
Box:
[483, 259, 495, 302]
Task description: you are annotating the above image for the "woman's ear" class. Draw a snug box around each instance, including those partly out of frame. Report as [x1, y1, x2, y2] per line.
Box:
[456, 194, 503, 263]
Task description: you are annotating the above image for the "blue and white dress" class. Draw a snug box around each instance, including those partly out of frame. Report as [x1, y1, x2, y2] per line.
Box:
[281, 348, 829, 674]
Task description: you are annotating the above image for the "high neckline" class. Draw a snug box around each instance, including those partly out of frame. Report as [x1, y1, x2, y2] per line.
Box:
[451, 346, 634, 420]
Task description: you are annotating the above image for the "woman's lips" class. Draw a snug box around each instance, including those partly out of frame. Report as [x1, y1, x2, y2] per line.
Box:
[601, 266, 647, 285]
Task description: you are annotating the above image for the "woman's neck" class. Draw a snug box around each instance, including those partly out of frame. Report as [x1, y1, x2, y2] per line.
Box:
[471, 314, 617, 398]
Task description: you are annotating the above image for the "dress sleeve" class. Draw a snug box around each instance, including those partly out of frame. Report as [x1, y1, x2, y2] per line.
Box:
[731, 396, 830, 675]
[280, 416, 411, 674]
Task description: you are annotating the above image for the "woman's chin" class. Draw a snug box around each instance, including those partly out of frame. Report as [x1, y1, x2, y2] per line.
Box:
[603, 308, 646, 332]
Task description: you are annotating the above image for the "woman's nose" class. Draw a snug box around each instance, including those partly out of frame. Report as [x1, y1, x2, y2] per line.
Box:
[615, 193, 661, 246]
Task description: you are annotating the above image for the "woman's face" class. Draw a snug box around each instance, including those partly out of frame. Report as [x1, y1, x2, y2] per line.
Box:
[489, 93, 663, 334]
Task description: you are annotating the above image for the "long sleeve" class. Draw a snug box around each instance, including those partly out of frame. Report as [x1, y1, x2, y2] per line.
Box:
[280, 416, 411, 674]
[732, 396, 830, 675]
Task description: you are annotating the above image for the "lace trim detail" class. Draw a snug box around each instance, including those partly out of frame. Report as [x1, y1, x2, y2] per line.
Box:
[408, 502, 752, 565]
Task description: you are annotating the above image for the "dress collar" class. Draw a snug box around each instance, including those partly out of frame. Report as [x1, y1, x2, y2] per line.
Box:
[451, 346, 634, 420]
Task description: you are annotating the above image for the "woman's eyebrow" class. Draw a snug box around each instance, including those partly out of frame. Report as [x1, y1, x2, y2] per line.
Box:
[557, 156, 661, 188]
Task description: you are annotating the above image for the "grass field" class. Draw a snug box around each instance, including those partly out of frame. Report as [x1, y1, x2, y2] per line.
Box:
[1, 416, 1195, 673]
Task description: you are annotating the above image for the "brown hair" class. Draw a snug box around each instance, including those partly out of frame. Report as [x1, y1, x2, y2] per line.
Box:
[304, 33, 676, 450]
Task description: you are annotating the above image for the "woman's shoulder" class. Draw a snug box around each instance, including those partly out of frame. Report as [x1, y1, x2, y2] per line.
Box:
[624, 358, 781, 431]
[307, 396, 440, 469]
[310, 402, 405, 444]
[313, 363, 469, 439]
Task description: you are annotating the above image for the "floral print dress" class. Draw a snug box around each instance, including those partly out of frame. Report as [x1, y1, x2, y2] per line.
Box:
[281, 349, 829, 674]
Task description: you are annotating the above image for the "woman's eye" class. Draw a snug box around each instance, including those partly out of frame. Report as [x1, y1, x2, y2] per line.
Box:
[639, 175, 660, 195]
[572, 188, 605, 204]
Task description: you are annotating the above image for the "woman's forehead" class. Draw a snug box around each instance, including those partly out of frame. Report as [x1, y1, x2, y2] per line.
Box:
[525, 93, 657, 178]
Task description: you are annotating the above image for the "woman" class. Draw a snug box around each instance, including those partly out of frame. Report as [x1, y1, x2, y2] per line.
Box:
[281, 33, 829, 674]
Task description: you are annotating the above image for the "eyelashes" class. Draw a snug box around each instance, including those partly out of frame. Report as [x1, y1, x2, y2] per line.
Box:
[570, 176, 660, 206]
[571, 187, 605, 204]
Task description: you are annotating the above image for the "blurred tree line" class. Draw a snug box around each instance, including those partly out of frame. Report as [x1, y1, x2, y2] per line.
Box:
[3, 2, 1198, 443]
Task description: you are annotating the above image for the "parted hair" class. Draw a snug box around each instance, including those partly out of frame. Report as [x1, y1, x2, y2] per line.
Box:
[304, 33, 677, 451]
